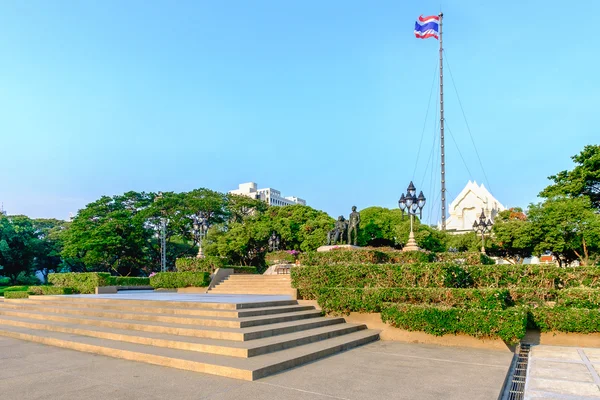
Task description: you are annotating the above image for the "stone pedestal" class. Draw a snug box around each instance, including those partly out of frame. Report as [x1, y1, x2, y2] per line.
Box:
[316, 245, 362, 252]
[402, 231, 420, 252]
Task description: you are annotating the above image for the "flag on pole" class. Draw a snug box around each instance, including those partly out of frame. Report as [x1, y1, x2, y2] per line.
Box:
[414, 15, 439, 39]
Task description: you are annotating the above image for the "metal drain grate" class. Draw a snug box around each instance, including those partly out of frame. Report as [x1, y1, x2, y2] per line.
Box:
[506, 343, 531, 400]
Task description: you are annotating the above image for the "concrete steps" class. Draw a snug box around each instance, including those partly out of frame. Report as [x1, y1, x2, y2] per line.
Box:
[210, 275, 296, 297]
[0, 296, 379, 380]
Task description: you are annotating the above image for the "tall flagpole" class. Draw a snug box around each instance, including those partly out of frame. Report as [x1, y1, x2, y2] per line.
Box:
[438, 12, 446, 231]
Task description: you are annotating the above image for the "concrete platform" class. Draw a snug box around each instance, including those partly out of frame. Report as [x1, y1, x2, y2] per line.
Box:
[0, 295, 378, 380]
[525, 345, 600, 399]
[0, 337, 513, 399]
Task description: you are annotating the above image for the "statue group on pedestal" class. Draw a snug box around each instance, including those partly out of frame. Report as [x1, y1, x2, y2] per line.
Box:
[327, 206, 360, 246]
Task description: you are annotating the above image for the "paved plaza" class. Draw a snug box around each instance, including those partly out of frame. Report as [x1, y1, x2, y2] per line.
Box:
[0, 336, 512, 400]
[525, 345, 600, 399]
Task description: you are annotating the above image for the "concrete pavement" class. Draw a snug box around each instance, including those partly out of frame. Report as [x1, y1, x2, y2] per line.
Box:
[525, 345, 600, 399]
[0, 336, 513, 400]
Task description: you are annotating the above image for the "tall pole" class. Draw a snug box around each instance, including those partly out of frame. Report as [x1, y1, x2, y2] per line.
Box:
[161, 217, 166, 272]
[439, 12, 446, 231]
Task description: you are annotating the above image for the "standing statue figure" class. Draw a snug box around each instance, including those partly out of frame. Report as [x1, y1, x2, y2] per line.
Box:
[347, 206, 360, 246]
[327, 216, 348, 245]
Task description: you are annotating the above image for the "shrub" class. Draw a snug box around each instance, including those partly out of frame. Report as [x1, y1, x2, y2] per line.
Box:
[508, 288, 556, 306]
[4, 291, 29, 299]
[175, 256, 226, 273]
[0, 286, 29, 296]
[530, 307, 600, 333]
[107, 277, 151, 287]
[48, 273, 111, 294]
[27, 286, 74, 295]
[316, 288, 511, 314]
[230, 266, 257, 274]
[266, 251, 297, 266]
[442, 264, 474, 288]
[298, 249, 433, 266]
[434, 252, 495, 265]
[150, 272, 211, 289]
[556, 288, 600, 309]
[381, 303, 527, 344]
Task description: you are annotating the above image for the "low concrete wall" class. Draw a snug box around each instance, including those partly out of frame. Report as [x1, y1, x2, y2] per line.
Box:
[95, 286, 117, 294]
[177, 287, 209, 294]
[206, 268, 234, 293]
[523, 330, 600, 347]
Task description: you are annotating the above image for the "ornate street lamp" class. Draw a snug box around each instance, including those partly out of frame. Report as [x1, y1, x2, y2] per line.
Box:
[472, 208, 493, 254]
[398, 181, 426, 252]
[193, 213, 209, 258]
[268, 232, 280, 252]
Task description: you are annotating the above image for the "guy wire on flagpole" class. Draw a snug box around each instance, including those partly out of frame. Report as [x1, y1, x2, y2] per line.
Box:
[438, 12, 446, 231]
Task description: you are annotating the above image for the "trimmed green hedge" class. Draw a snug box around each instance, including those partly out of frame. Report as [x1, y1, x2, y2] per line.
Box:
[381, 303, 528, 344]
[107, 277, 150, 287]
[530, 307, 600, 334]
[0, 286, 29, 296]
[150, 272, 211, 289]
[231, 266, 257, 274]
[555, 288, 600, 309]
[434, 252, 496, 265]
[266, 251, 297, 266]
[299, 250, 434, 266]
[316, 288, 511, 313]
[48, 273, 111, 294]
[4, 291, 29, 299]
[27, 286, 74, 295]
[292, 264, 600, 299]
[175, 256, 226, 273]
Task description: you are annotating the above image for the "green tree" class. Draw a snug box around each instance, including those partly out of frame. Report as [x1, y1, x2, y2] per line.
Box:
[32, 218, 69, 280]
[0, 215, 39, 284]
[226, 194, 268, 223]
[528, 196, 600, 266]
[61, 192, 154, 275]
[540, 145, 600, 209]
[489, 208, 534, 264]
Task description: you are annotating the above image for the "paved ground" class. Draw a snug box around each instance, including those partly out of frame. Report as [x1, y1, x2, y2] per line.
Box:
[0, 337, 512, 400]
[525, 345, 600, 399]
[70, 292, 292, 303]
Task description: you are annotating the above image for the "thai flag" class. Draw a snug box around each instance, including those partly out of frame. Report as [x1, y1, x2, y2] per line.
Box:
[414, 15, 439, 39]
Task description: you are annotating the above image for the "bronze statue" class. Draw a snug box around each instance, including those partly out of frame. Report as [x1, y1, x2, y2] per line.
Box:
[327, 216, 347, 245]
[347, 206, 360, 246]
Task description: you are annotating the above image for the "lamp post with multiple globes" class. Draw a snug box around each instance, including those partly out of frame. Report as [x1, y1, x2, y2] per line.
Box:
[398, 181, 426, 252]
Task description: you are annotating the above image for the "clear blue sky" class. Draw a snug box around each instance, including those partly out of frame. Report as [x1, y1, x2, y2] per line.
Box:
[1, 1, 598, 223]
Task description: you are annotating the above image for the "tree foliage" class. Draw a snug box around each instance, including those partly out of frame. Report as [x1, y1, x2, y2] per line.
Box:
[0, 215, 39, 283]
[540, 145, 600, 209]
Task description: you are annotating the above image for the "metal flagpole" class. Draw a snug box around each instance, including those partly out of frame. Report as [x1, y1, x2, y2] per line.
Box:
[438, 12, 446, 231]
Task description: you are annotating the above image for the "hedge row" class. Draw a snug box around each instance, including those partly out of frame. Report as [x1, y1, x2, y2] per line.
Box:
[231, 266, 258, 274]
[28, 286, 73, 295]
[149, 272, 211, 289]
[48, 273, 111, 294]
[107, 277, 150, 287]
[266, 251, 297, 266]
[299, 250, 434, 266]
[292, 264, 600, 299]
[175, 256, 226, 273]
[530, 307, 600, 334]
[381, 303, 528, 344]
[4, 291, 29, 299]
[316, 288, 511, 313]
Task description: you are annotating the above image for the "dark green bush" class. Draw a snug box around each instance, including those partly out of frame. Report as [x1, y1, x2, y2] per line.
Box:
[316, 288, 511, 314]
[381, 303, 527, 344]
[0, 286, 29, 296]
[107, 277, 151, 287]
[150, 272, 211, 289]
[556, 288, 600, 309]
[230, 266, 257, 274]
[48, 273, 111, 294]
[442, 264, 474, 288]
[27, 286, 74, 295]
[530, 307, 600, 333]
[175, 256, 226, 273]
[4, 291, 29, 299]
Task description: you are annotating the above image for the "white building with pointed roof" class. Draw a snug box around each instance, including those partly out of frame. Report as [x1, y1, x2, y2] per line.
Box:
[443, 181, 505, 233]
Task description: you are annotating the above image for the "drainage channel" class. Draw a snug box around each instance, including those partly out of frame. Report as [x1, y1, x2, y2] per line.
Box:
[502, 343, 531, 400]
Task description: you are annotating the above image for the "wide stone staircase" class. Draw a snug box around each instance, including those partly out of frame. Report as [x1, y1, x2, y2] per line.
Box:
[210, 274, 297, 297]
[0, 296, 379, 380]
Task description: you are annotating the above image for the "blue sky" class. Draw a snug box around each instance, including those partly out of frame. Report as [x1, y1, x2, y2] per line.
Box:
[0, 1, 597, 223]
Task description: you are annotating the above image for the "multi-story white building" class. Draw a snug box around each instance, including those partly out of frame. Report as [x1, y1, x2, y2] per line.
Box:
[229, 182, 306, 207]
